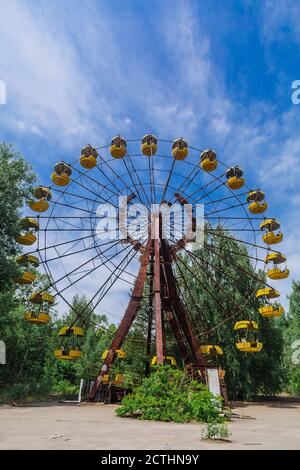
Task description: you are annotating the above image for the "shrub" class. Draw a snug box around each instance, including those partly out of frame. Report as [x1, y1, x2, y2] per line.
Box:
[4, 380, 52, 401]
[9, 383, 31, 400]
[51, 380, 78, 399]
[116, 365, 224, 423]
[202, 422, 232, 441]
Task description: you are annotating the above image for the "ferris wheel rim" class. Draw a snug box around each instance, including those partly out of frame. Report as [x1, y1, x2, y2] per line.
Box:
[21, 135, 286, 345]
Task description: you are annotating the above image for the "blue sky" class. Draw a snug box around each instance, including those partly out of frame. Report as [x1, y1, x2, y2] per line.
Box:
[1, 0, 299, 317]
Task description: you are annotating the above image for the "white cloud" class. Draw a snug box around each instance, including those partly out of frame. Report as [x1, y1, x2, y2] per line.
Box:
[3, 0, 300, 321]
[0, 0, 138, 150]
[0, 2, 91, 145]
[211, 116, 232, 136]
[261, 0, 300, 45]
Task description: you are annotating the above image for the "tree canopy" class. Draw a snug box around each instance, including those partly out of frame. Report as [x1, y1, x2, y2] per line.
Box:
[175, 227, 285, 399]
[282, 281, 300, 394]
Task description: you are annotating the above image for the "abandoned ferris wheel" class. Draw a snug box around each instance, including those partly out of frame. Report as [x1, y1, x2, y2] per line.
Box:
[14, 134, 289, 400]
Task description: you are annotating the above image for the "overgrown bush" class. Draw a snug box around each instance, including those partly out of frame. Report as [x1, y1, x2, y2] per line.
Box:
[202, 423, 231, 441]
[116, 365, 224, 423]
[9, 383, 31, 400]
[51, 380, 79, 399]
[7, 380, 53, 401]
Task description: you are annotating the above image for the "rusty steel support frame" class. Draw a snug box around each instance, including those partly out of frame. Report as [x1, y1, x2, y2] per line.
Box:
[166, 310, 191, 367]
[145, 252, 154, 376]
[161, 239, 207, 380]
[89, 227, 208, 400]
[161, 255, 193, 367]
[88, 238, 152, 400]
[154, 238, 164, 364]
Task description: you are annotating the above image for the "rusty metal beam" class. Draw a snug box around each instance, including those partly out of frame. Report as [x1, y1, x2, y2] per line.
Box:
[145, 252, 154, 376]
[161, 263, 192, 366]
[161, 239, 207, 380]
[166, 310, 191, 367]
[88, 238, 152, 400]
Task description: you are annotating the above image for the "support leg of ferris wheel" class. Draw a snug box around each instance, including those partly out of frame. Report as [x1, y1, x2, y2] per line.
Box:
[161, 239, 207, 381]
[154, 238, 164, 364]
[165, 310, 192, 367]
[144, 252, 154, 377]
[89, 232, 207, 401]
[88, 238, 152, 401]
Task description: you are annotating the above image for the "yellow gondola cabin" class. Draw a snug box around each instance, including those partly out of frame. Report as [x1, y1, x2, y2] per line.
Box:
[102, 349, 126, 360]
[54, 326, 84, 360]
[200, 149, 218, 171]
[14, 254, 39, 285]
[226, 166, 244, 189]
[29, 186, 52, 213]
[151, 356, 177, 366]
[110, 136, 127, 158]
[24, 312, 51, 325]
[15, 218, 39, 246]
[234, 320, 263, 352]
[260, 219, 283, 245]
[80, 145, 98, 169]
[200, 345, 223, 355]
[256, 287, 284, 318]
[51, 162, 72, 186]
[247, 189, 268, 214]
[141, 134, 157, 156]
[172, 138, 188, 160]
[265, 252, 289, 279]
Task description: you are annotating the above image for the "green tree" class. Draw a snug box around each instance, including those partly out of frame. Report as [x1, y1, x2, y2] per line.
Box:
[176, 226, 285, 399]
[0, 144, 55, 398]
[0, 143, 35, 288]
[282, 281, 300, 394]
[0, 143, 36, 322]
[48, 294, 115, 390]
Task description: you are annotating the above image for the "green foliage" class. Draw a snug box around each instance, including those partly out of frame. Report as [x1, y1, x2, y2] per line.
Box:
[8, 383, 31, 401]
[0, 277, 56, 389]
[116, 366, 224, 423]
[0, 144, 52, 397]
[51, 380, 78, 400]
[0, 144, 35, 368]
[176, 226, 285, 400]
[0, 145, 115, 399]
[281, 281, 300, 395]
[37, 295, 114, 392]
[0, 143, 35, 290]
[202, 422, 232, 441]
